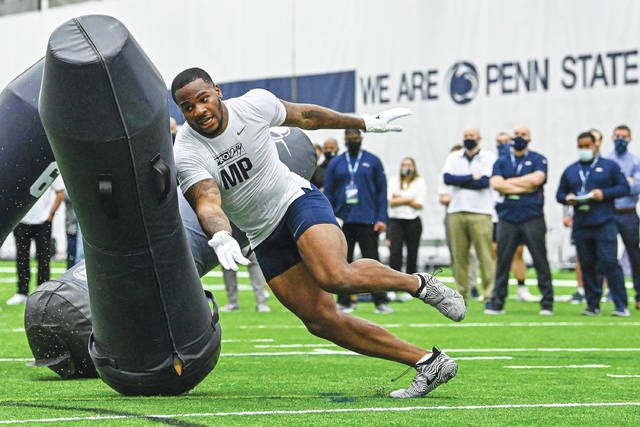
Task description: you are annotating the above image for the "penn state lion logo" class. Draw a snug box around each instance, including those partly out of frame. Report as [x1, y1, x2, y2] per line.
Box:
[446, 61, 479, 105]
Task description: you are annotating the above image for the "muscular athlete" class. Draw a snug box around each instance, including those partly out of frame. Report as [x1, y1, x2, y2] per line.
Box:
[172, 68, 465, 398]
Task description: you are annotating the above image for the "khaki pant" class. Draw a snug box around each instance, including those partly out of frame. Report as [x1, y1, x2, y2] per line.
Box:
[448, 212, 494, 300]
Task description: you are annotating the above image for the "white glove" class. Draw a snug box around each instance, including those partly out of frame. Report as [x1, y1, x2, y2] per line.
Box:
[361, 108, 412, 133]
[208, 231, 250, 271]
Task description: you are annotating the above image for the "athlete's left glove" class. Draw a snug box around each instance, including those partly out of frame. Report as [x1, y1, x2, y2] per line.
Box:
[361, 108, 412, 132]
[208, 231, 251, 271]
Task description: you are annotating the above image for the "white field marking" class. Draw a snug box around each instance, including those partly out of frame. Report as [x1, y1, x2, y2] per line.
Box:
[239, 321, 640, 330]
[607, 374, 640, 378]
[505, 364, 610, 369]
[0, 268, 634, 288]
[1, 402, 639, 424]
[222, 338, 274, 343]
[0, 358, 32, 362]
[254, 343, 335, 349]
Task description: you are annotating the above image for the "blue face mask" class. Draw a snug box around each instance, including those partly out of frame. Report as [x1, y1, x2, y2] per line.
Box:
[497, 144, 511, 157]
[512, 136, 529, 151]
[614, 138, 628, 155]
[463, 138, 478, 150]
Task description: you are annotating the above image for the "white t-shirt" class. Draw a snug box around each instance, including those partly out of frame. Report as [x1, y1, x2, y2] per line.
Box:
[174, 89, 310, 248]
[387, 175, 426, 220]
[441, 149, 497, 216]
[21, 176, 64, 225]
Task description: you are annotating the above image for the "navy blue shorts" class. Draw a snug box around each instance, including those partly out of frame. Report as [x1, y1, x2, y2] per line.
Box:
[254, 186, 339, 282]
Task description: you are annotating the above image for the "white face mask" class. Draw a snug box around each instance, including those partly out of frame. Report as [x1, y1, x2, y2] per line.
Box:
[578, 148, 594, 162]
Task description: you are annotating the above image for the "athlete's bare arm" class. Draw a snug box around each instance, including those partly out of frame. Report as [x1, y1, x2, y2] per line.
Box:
[281, 100, 365, 131]
[184, 178, 232, 238]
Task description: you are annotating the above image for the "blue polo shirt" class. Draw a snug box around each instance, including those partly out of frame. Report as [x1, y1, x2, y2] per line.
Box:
[556, 157, 630, 228]
[323, 150, 388, 225]
[492, 150, 547, 223]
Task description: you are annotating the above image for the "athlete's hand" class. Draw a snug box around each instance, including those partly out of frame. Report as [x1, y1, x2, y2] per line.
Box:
[208, 231, 250, 271]
[361, 108, 412, 133]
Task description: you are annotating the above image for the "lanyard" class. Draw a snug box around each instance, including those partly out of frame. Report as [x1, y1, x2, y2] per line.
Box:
[345, 151, 363, 184]
[578, 157, 599, 193]
[510, 152, 527, 176]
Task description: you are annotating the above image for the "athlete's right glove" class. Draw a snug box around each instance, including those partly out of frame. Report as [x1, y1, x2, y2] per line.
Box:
[361, 108, 412, 133]
[208, 231, 251, 271]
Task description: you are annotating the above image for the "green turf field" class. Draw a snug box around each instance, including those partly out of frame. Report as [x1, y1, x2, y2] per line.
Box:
[1, 260, 639, 425]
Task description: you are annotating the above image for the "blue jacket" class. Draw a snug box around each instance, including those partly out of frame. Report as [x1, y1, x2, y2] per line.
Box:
[556, 157, 630, 228]
[492, 150, 547, 223]
[324, 150, 388, 224]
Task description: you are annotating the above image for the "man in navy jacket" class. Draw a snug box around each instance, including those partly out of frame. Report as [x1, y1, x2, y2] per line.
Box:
[324, 129, 391, 313]
[557, 131, 630, 316]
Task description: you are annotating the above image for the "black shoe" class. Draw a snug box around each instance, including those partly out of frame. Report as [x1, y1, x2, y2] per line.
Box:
[569, 292, 584, 305]
[470, 286, 480, 299]
[581, 307, 601, 316]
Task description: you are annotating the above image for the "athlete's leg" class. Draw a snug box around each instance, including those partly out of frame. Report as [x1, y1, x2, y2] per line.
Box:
[297, 223, 419, 294]
[268, 261, 427, 365]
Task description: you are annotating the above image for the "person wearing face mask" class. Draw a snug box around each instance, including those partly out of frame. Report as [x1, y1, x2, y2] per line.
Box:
[442, 128, 496, 302]
[557, 131, 630, 316]
[324, 129, 392, 314]
[310, 137, 339, 190]
[488, 127, 554, 315]
[388, 157, 427, 296]
[604, 125, 640, 311]
[495, 132, 536, 302]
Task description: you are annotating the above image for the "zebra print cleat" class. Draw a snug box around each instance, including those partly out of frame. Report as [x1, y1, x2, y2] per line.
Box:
[413, 273, 466, 321]
[390, 347, 458, 398]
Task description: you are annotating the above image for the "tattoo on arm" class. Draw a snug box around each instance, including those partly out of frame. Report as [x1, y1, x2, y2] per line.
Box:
[185, 179, 232, 237]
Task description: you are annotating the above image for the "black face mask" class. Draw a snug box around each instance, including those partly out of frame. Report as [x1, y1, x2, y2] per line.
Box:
[323, 151, 336, 161]
[463, 139, 478, 150]
[346, 141, 361, 155]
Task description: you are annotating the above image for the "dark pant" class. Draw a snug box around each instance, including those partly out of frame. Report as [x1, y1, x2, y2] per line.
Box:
[337, 223, 389, 307]
[491, 216, 553, 310]
[388, 217, 422, 274]
[615, 210, 640, 302]
[66, 232, 77, 270]
[574, 220, 627, 311]
[13, 222, 52, 295]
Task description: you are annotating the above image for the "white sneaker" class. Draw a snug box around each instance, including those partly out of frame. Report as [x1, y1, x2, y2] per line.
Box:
[256, 303, 271, 313]
[337, 304, 355, 314]
[220, 303, 239, 312]
[390, 347, 458, 398]
[612, 308, 630, 317]
[374, 303, 394, 314]
[517, 286, 539, 302]
[6, 293, 27, 305]
[414, 273, 466, 321]
[395, 292, 414, 303]
[539, 309, 554, 316]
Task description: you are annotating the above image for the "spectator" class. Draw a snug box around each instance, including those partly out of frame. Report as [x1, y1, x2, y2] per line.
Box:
[6, 176, 64, 305]
[63, 191, 84, 269]
[170, 116, 178, 143]
[324, 129, 391, 314]
[387, 157, 426, 284]
[604, 125, 640, 311]
[310, 137, 339, 189]
[563, 206, 585, 303]
[487, 127, 553, 315]
[439, 144, 479, 298]
[495, 132, 537, 302]
[557, 131, 630, 316]
[442, 128, 496, 302]
[221, 250, 271, 312]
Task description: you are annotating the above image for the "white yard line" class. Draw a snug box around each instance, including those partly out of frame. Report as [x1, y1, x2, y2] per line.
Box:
[505, 364, 610, 369]
[0, 402, 638, 424]
[607, 374, 640, 378]
[239, 321, 640, 330]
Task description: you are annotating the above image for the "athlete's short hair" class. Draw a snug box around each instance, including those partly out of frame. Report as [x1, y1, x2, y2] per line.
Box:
[614, 124, 632, 136]
[171, 68, 215, 103]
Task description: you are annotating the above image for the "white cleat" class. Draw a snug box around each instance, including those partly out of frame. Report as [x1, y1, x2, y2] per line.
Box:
[390, 347, 458, 398]
[220, 303, 239, 312]
[414, 273, 466, 321]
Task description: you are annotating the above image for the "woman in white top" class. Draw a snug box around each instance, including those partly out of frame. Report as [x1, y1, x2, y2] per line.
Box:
[387, 157, 427, 276]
